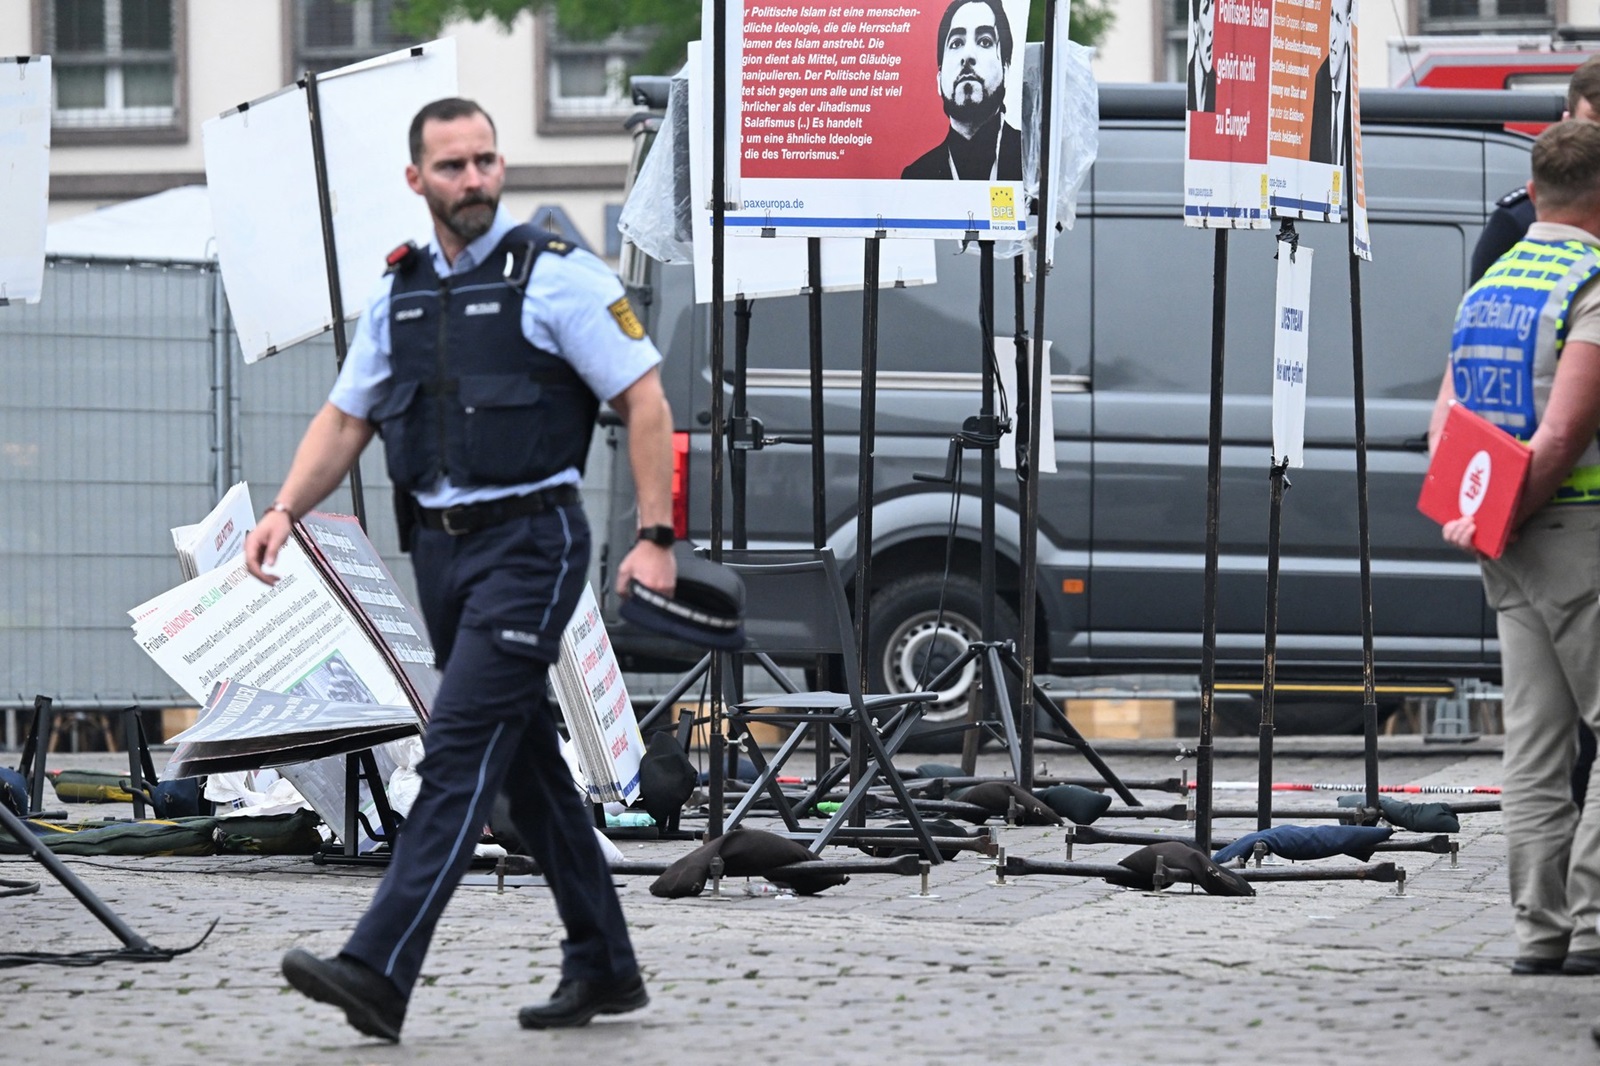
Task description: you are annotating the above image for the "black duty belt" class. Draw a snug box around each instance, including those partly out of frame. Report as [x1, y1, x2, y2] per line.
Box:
[413, 485, 580, 536]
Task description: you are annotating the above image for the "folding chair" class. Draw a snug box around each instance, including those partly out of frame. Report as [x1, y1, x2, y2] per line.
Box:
[719, 548, 945, 863]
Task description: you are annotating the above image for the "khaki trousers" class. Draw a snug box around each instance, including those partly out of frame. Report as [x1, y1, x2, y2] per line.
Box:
[1481, 506, 1600, 959]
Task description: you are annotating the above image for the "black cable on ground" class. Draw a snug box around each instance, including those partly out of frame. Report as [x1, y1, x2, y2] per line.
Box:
[0, 916, 219, 968]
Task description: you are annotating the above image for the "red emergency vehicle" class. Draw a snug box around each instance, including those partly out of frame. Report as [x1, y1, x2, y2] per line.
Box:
[1390, 27, 1600, 134]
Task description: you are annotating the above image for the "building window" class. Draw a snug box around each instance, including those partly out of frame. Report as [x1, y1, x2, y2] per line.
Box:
[292, 0, 417, 77]
[42, 0, 179, 132]
[541, 18, 653, 132]
[1163, 0, 1190, 83]
[1419, 0, 1554, 34]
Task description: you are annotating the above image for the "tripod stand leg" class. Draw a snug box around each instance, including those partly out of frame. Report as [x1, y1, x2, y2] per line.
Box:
[121, 708, 149, 821]
[999, 657, 1143, 807]
[920, 643, 989, 757]
[636, 653, 713, 733]
[358, 749, 403, 843]
[0, 800, 156, 952]
[984, 646, 1023, 782]
[19, 695, 53, 815]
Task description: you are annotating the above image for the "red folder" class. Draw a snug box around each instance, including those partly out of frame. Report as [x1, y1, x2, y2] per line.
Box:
[1417, 402, 1531, 559]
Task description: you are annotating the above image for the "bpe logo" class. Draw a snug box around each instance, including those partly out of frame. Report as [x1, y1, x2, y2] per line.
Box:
[1458, 450, 1492, 516]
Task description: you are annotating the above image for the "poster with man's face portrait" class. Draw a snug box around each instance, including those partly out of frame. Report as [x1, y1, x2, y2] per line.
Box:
[1266, 0, 1357, 221]
[719, 0, 1034, 240]
[1182, 0, 1271, 228]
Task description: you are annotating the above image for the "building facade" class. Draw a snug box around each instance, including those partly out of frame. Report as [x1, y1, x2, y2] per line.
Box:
[0, 0, 646, 254]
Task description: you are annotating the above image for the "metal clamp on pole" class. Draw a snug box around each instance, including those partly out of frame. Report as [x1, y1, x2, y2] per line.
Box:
[727, 415, 764, 452]
[911, 415, 1008, 485]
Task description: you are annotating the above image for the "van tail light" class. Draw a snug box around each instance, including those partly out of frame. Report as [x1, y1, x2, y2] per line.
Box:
[672, 431, 690, 539]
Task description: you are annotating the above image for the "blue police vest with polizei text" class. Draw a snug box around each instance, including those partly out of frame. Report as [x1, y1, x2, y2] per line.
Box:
[367, 225, 599, 494]
[1450, 237, 1600, 506]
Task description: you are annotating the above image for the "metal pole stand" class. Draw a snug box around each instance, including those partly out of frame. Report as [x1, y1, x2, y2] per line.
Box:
[0, 799, 218, 965]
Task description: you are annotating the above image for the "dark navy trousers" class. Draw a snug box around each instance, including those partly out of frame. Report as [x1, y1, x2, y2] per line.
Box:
[341, 500, 637, 998]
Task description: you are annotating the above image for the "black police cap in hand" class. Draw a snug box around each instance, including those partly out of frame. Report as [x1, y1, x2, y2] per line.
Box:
[619, 543, 746, 650]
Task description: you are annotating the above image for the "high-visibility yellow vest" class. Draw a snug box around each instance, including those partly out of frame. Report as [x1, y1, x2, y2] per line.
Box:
[1451, 237, 1600, 505]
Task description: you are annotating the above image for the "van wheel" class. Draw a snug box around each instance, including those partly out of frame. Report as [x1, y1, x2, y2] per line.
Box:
[867, 574, 1019, 753]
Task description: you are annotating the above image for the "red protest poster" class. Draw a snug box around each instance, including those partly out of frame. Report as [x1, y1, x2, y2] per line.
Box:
[742, 4, 954, 179]
[1182, 0, 1272, 227]
[727, 0, 1031, 239]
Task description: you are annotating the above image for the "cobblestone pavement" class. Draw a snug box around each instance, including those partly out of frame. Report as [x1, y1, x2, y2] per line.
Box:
[3, 738, 1595, 1065]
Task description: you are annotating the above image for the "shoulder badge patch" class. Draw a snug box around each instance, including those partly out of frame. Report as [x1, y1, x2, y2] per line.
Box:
[608, 296, 646, 340]
[545, 239, 570, 254]
[1496, 186, 1530, 210]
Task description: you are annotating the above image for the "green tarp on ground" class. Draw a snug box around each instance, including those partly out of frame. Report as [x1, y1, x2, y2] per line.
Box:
[0, 810, 324, 856]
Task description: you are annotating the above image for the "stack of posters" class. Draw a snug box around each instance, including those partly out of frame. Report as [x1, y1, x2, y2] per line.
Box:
[549, 585, 645, 805]
[132, 503, 437, 833]
[138, 491, 644, 827]
[170, 481, 256, 581]
[164, 680, 418, 779]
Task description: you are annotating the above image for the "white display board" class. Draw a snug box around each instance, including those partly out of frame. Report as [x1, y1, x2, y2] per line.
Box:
[1038, 3, 1071, 266]
[686, 42, 937, 302]
[717, 0, 1031, 241]
[0, 56, 51, 305]
[1271, 244, 1313, 467]
[205, 39, 457, 362]
[997, 337, 1057, 473]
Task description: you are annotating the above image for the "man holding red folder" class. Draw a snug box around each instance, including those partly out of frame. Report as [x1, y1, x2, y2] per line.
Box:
[1429, 120, 1600, 980]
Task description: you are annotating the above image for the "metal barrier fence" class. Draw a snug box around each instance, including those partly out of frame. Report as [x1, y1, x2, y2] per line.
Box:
[0, 255, 409, 730]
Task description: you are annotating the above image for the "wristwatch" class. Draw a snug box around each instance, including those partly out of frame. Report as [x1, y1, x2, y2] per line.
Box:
[637, 524, 676, 547]
[266, 501, 294, 521]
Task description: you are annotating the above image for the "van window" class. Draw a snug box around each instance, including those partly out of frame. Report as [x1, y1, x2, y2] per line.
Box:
[705, 237, 1092, 381]
[1091, 217, 1468, 404]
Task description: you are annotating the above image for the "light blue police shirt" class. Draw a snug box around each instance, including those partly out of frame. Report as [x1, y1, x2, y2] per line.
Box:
[330, 206, 662, 509]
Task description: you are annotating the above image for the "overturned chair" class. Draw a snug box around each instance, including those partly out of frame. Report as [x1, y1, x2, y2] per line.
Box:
[719, 548, 946, 864]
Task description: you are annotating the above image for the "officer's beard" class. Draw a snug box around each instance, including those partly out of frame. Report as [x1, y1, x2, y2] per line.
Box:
[943, 81, 1004, 137]
[436, 193, 498, 243]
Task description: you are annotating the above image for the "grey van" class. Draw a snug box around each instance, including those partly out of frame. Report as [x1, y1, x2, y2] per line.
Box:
[601, 82, 1558, 741]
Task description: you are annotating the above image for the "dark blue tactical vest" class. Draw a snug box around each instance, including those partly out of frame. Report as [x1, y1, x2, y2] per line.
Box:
[368, 225, 599, 494]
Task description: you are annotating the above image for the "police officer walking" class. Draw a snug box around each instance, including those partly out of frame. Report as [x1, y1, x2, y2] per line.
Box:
[1430, 119, 1600, 986]
[244, 97, 676, 1041]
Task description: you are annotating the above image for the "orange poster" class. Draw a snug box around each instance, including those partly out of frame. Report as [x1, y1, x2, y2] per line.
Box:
[1267, 0, 1353, 220]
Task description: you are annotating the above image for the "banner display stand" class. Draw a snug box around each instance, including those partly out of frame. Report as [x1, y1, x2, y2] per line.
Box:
[0, 56, 51, 307]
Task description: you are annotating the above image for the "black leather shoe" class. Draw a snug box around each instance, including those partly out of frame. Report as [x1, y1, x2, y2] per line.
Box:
[1564, 953, 1600, 975]
[282, 949, 407, 1042]
[518, 972, 649, 1029]
[1510, 955, 1566, 976]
